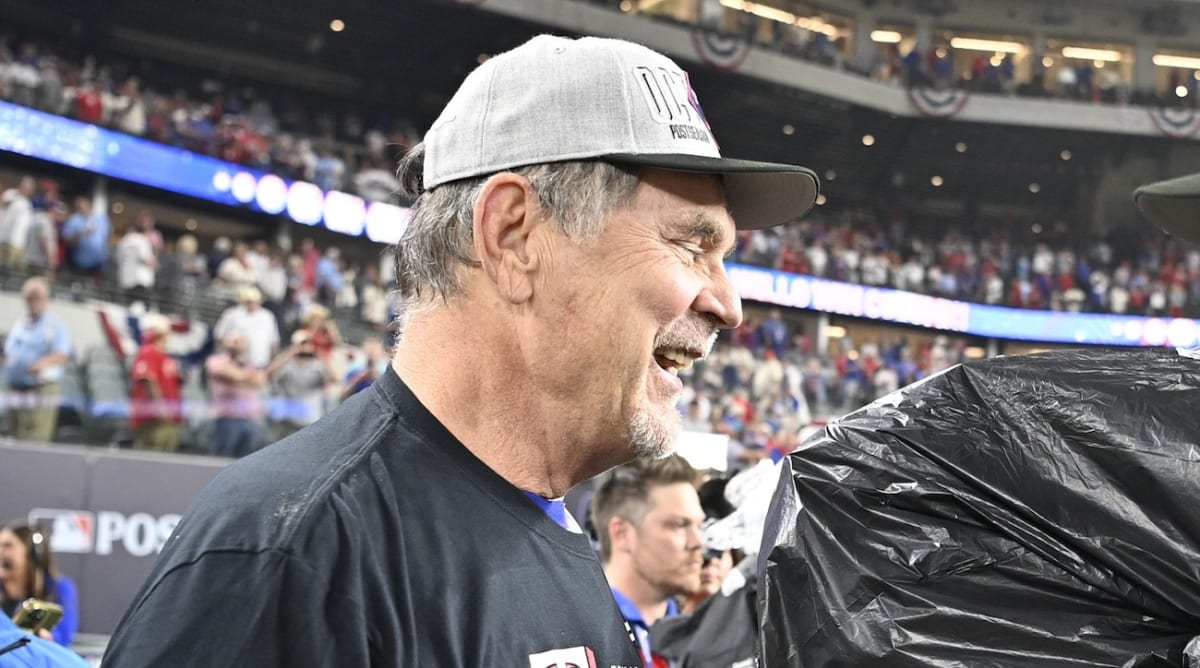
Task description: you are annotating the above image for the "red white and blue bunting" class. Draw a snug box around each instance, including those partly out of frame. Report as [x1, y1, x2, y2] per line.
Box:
[690, 29, 751, 72]
[1147, 106, 1200, 139]
[906, 87, 970, 118]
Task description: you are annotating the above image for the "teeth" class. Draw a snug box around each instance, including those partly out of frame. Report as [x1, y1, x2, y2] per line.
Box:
[658, 348, 695, 371]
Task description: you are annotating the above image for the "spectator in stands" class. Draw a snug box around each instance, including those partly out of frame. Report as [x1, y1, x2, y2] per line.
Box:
[103, 34, 813, 666]
[215, 241, 257, 296]
[338, 336, 388, 401]
[22, 200, 62, 278]
[358, 264, 389, 329]
[315, 246, 344, 305]
[265, 330, 335, 441]
[167, 233, 207, 312]
[0, 176, 35, 270]
[593, 456, 706, 666]
[257, 251, 289, 323]
[205, 331, 265, 458]
[0, 521, 78, 648]
[3, 277, 70, 443]
[213, 285, 280, 369]
[61, 195, 109, 280]
[129, 314, 182, 452]
[294, 304, 341, 360]
[114, 216, 158, 306]
[134, 209, 164, 254]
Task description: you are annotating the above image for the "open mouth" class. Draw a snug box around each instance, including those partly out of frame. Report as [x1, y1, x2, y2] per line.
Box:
[653, 347, 700, 375]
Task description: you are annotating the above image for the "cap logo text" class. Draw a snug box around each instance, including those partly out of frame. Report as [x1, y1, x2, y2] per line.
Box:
[633, 66, 698, 125]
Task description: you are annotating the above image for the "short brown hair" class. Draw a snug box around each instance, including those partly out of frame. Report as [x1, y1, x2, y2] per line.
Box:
[590, 455, 699, 562]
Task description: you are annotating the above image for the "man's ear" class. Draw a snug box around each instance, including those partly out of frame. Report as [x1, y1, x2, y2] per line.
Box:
[608, 516, 634, 555]
[473, 173, 541, 304]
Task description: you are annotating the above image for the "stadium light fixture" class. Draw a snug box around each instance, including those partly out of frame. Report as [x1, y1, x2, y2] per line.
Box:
[1061, 46, 1121, 62]
[949, 37, 1024, 54]
[1154, 54, 1200, 70]
[870, 30, 902, 43]
[718, 0, 839, 36]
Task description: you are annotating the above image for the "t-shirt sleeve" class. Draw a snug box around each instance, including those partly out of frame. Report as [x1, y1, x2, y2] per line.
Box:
[101, 550, 373, 667]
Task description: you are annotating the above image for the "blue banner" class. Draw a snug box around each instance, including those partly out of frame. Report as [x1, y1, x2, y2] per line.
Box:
[727, 263, 1200, 347]
[0, 101, 410, 244]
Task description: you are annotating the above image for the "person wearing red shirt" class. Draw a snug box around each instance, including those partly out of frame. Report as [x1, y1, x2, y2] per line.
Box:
[130, 314, 182, 452]
[74, 80, 103, 125]
[296, 304, 341, 360]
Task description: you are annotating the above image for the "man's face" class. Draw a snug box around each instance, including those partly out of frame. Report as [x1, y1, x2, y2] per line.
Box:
[626, 482, 706, 599]
[534, 168, 741, 462]
[24, 288, 48, 318]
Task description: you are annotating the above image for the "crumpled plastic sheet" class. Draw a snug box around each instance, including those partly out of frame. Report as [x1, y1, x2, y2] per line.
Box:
[759, 348, 1200, 667]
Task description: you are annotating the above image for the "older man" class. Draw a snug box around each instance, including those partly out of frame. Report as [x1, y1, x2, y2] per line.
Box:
[103, 34, 818, 666]
[3, 277, 70, 443]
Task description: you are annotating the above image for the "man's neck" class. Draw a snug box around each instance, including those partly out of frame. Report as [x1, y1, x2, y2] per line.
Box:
[604, 564, 673, 626]
[392, 311, 609, 498]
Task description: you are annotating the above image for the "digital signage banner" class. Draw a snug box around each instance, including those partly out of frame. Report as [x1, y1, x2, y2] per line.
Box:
[0, 101, 411, 244]
[727, 263, 1200, 348]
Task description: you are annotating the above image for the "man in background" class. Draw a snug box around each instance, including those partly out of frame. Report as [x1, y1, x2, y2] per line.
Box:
[0, 176, 35, 270]
[206, 332, 265, 458]
[61, 195, 109, 280]
[129, 314, 182, 452]
[593, 455, 707, 666]
[266, 330, 336, 441]
[3, 277, 71, 443]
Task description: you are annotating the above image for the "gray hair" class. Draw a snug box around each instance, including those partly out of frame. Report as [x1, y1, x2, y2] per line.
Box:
[392, 142, 641, 326]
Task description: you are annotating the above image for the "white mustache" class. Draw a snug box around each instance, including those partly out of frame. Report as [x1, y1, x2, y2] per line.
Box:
[654, 320, 719, 358]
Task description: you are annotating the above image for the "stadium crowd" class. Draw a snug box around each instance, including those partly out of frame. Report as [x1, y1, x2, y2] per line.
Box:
[740, 210, 1200, 317]
[1, 17, 1198, 465]
[4, 168, 1200, 324]
[618, 1, 1192, 107]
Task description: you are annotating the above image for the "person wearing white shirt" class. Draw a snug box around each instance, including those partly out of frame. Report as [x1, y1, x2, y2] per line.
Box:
[0, 176, 36, 269]
[115, 226, 157, 302]
[213, 286, 281, 369]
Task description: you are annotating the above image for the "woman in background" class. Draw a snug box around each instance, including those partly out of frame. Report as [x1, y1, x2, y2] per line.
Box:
[0, 522, 78, 647]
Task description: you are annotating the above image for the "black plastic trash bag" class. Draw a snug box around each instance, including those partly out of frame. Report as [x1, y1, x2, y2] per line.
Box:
[760, 348, 1200, 667]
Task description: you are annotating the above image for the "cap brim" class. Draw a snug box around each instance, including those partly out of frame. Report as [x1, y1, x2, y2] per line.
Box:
[608, 153, 819, 230]
[1134, 172, 1200, 245]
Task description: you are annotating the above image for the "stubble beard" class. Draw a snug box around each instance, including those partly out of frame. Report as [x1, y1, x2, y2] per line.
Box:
[626, 401, 682, 461]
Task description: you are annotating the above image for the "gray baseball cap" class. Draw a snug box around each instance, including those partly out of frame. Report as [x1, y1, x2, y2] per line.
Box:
[1134, 172, 1200, 245]
[423, 34, 819, 230]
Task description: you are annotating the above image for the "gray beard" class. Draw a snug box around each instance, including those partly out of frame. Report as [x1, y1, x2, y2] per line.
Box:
[626, 405, 682, 461]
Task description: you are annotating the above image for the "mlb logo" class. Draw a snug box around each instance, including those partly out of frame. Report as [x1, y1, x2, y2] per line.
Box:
[527, 646, 597, 668]
[27, 508, 95, 554]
